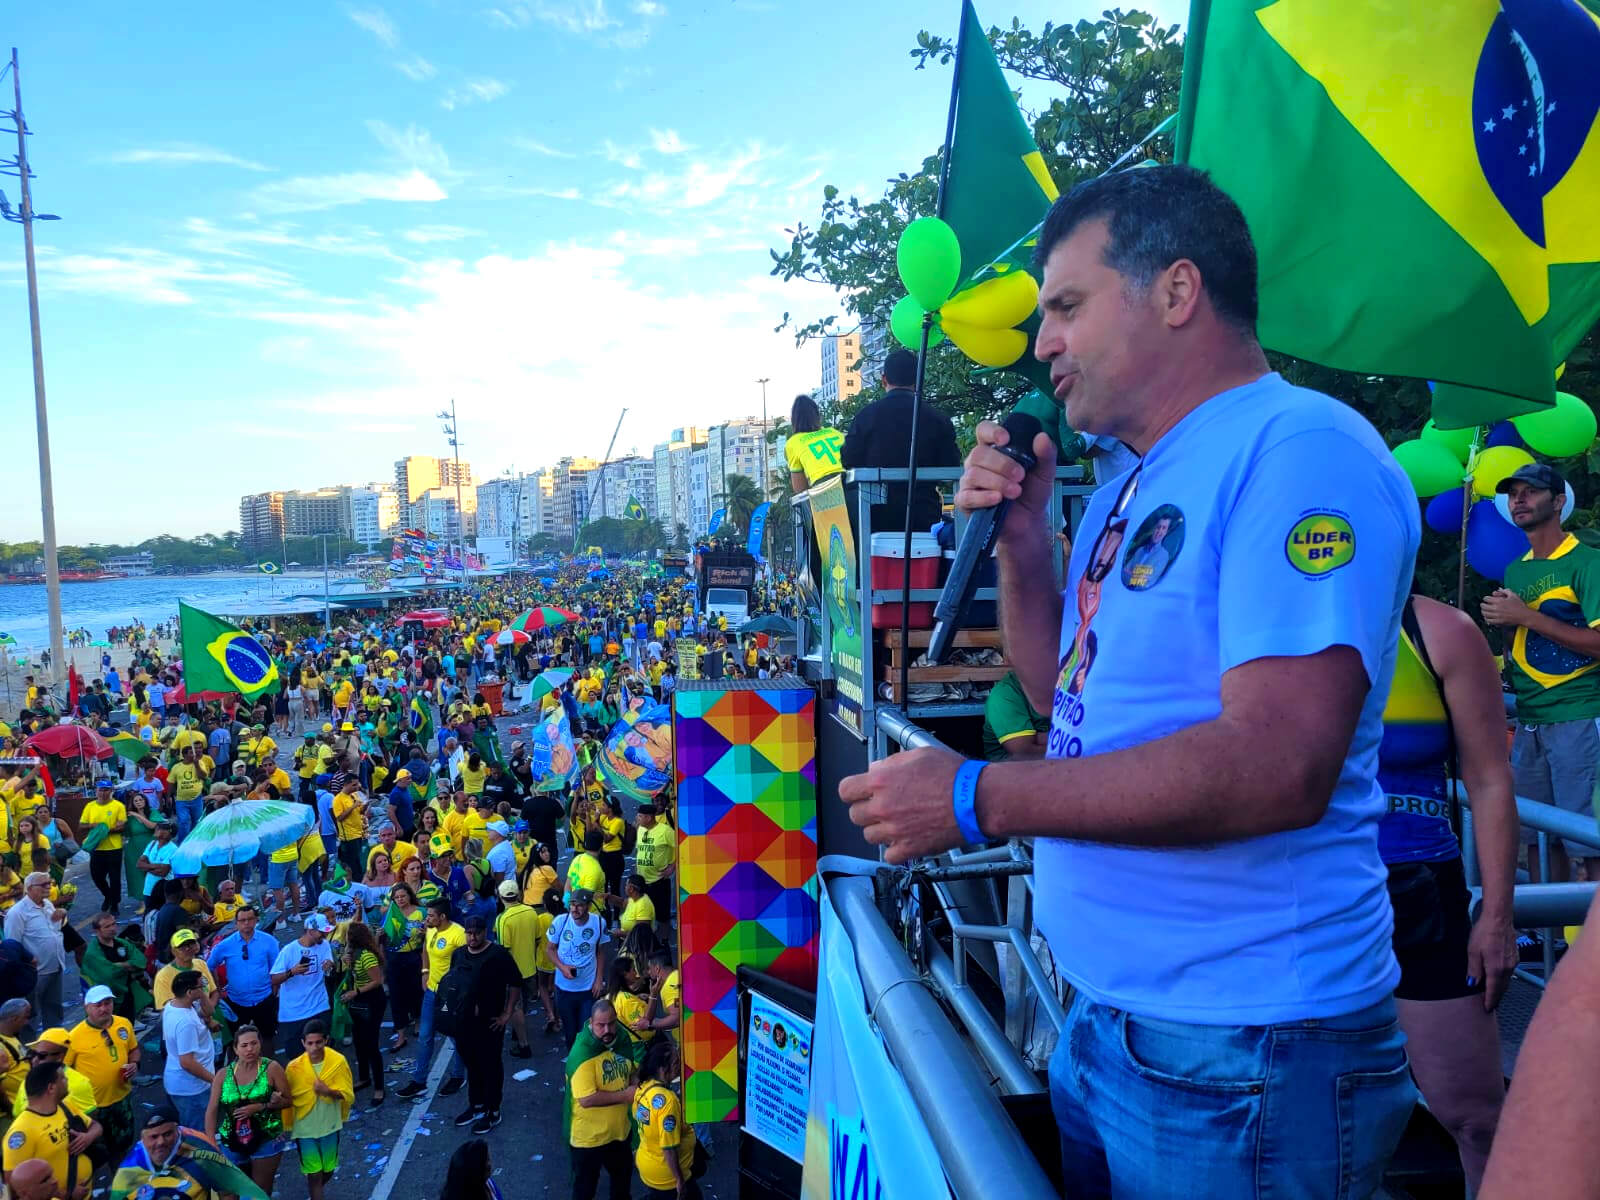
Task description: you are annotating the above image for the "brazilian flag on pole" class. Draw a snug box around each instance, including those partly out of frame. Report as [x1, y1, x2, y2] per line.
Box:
[178, 602, 279, 700]
[257, 560, 282, 575]
[1177, 0, 1600, 428]
[623, 494, 646, 521]
[408, 692, 435, 750]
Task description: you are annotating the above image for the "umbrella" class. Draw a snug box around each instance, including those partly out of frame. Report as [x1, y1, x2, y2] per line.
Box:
[494, 628, 531, 647]
[170, 799, 315, 875]
[398, 610, 451, 629]
[0, 634, 15, 647]
[23, 725, 114, 761]
[741, 614, 796, 636]
[528, 668, 574, 700]
[508, 607, 580, 634]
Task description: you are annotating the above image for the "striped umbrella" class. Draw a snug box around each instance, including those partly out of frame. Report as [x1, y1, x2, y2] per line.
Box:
[507, 606, 580, 633]
[528, 668, 574, 700]
[170, 800, 315, 874]
[493, 628, 531, 647]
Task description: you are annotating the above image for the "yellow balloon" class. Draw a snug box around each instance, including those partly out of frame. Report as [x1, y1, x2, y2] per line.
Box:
[943, 319, 1028, 368]
[1471, 445, 1534, 498]
[940, 271, 1039, 330]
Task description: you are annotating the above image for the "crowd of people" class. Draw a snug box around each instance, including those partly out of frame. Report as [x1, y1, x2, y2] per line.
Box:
[0, 557, 784, 1198]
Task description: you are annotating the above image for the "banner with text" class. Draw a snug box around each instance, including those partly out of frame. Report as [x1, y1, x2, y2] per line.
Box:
[747, 501, 773, 562]
[800, 882, 948, 1200]
[744, 992, 813, 1162]
[806, 476, 864, 737]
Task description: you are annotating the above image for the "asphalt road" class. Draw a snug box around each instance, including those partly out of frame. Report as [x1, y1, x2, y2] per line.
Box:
[51, 703, 741, 1199]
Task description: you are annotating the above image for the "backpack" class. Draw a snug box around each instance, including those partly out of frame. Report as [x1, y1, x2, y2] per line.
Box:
[433, 949, 475, 1037]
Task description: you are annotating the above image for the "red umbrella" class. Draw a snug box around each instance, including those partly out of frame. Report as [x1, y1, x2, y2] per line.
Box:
[399, 610, 452, 629]
[24, 725, 114, 761]
[507, 606, 580, 633]
[494, 628, 531, 647]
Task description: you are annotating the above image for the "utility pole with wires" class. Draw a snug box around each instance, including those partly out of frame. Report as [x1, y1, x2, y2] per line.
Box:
[2, 49, 65, 686]
[756, 378, 771, 498]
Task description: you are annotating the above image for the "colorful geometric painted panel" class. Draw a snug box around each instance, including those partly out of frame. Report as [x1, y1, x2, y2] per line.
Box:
[675, 678, 818, 1124]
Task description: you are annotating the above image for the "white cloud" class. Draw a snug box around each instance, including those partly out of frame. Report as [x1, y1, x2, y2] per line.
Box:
[394, 56, 437, 81]
[179, 217, 397, 263]
[441, 78, 510, 110]
[633, 1, 664, 15]
[104, 145, 271, 171]
[649, 128, 690, 154]
[601, 140, 643, 169]
[250, 168, 447, 213]
[402, 225, 478, 244]
[512, 137, 576, 158]
[367, 121, 451, 176]
[530, 1, 617, 35]
[348, 7, 399, 48]
[609, 142, 772, 209]
[34, 246, 302, 306]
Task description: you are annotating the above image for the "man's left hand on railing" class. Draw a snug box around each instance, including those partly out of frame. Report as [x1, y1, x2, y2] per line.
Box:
[839, 745, 966, 864]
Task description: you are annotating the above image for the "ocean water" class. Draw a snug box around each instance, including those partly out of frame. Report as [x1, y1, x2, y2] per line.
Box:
[0, 572, 329, 648]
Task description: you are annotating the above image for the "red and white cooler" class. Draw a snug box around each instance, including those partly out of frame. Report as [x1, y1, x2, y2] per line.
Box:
[869, 532, 941, 629]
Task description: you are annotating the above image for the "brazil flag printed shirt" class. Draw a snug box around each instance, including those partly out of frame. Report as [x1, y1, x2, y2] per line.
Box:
[1377, 621, 1458, 865]
[1501, 534, 1600, 724]
[1038, 373, 1420, 1025]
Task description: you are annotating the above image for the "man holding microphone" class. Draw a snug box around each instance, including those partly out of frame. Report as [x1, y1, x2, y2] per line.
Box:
[839, 166, 1421, 1197]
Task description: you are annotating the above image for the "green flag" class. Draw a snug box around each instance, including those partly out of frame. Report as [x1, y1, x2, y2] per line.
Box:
[942, 0, 1058, 290]
[623, 494, 646, 521]
[257, 560, 282, 575]
[177, 601, 279, 700]
[107, 732, 150, 764]
[1176, 0, 1600, 428]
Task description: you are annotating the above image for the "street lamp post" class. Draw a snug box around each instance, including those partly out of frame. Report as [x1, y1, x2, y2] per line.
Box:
[437, 400, 468, 582]
[756, 378, 771, 500]
[3, 49, 64, 685]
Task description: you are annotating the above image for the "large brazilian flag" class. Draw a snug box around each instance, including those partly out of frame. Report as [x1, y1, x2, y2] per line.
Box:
[177, 602, 279, 701]
[1178, 0, 1600, 428]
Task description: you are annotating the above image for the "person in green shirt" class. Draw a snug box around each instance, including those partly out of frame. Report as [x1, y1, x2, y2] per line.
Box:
[981, 671, 1051, 762]
[1483, 462, 1600, 884]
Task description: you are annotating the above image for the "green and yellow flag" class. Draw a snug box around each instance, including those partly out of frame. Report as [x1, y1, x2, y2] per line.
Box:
[942, 1, 1058, 290]
[177, 601, 279, 701]
[1177, 0, 1600, 428]
[623, 494, 646, 521]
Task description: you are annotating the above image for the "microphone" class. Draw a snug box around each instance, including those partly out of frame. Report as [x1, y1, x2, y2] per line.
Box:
[926, 411, 1042, 665]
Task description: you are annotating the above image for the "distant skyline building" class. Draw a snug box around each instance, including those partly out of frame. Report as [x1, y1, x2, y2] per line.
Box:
[818, 332, 863, 412]
[238, 492, 285, 552]
[282, 488, 345, 538]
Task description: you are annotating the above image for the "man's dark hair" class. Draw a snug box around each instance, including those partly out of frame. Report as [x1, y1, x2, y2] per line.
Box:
[1034, 164, 1259, 333]
[24, 1061, 62, 1099]
[171, 969, 202, 996]
[584, 830, 603, 853]
[882, 349, 918, 388]
[427, 896, 453, 916]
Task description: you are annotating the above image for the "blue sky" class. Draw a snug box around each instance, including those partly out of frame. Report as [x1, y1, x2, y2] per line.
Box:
[1, 0, 1184, 542]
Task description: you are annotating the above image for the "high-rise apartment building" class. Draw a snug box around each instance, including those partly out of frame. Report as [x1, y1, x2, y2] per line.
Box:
[590, 456, 657, 523]
[394, 455, 473, 505]
[345, 484, 399, 546]
[651, 428, 706, 539]
[238, 492, 285, 552]
[818, 332, 863, 411]
[282, 489, 345, 538]
[705, 417, 783, 500]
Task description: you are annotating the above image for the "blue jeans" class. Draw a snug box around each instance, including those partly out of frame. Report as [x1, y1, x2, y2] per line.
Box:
[174, 796, 204, 842]
[410, 989, 465, 1085]
[172, 1089, 210, 1133]
[1049, 992, 1416, 1199]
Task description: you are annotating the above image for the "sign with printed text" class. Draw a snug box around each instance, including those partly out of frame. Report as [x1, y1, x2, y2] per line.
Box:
[743, 992, 813, 1163]
[807, 475, 864, 738]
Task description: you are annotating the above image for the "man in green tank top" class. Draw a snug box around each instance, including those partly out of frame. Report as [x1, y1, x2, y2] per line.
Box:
[1483, 463, 1600, 884]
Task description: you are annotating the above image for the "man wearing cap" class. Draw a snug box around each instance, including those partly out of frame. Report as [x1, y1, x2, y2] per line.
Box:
[387, 768, 417, 841]
[394, 898, 468, 1102]
[208, 906, 278, 1051]
[483, 821, 516, 891]
[14, 1029, 98, 1123]
[444, 913, 519, 1134]
[1485, 461, 1600, 885]
[66, 986, 138, 1162]
[80, 778, 127, 914]
[494, 880, 539, 1060]
[4, 874, 66, 1029]
[112, 1106, 239, 1195]
[548, 888, 610, 1053]
[270, 914, 335, 1055]
[153, 929, 217, 1016]
[3, 1061, 99, 1200]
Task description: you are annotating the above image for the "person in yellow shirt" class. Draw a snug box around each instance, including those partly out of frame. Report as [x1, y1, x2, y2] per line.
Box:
[331, 780, 368, 882]
[564, 833, 606, 905]
[493, 881, 539, 1059]
[64, 987, 139, 1161]
[167, 746, 206, 841]
[607, 956, 652, 1049]
[80, 779, 127, 915]
[635, 951, 680, 1045]
[208, 879, 247, 932]
[3, 1061, 97, 1198]
[618, 876, 656, 941]
[633, 1038, 700, 1199]
[393, 899, 466, 1100]
[566, 999, 637, 1195]
[250, 726, 278, 767]
[459, 754, 488, 798]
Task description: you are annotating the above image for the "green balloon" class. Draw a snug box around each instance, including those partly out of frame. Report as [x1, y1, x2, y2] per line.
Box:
[1419, 419, 1477, 464]
[1392, 438, 1466, 498]
[890, 294, 944, 350]
[896, 217, 962, 311]
[1512, 391, 1597, 458]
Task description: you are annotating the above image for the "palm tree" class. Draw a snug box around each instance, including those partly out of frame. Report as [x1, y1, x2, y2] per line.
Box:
[716, 473, 763, 539]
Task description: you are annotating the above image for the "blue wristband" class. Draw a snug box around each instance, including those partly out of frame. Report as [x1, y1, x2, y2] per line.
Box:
[951, 759, 988, 846]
